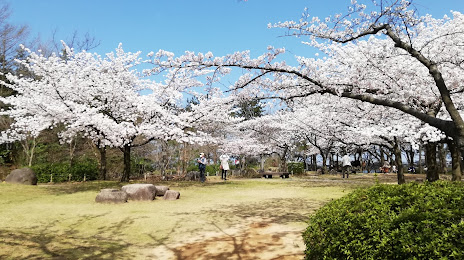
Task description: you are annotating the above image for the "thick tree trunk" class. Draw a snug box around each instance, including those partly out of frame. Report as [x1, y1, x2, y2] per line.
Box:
[120, 144, 131, 182]
[425, 143, 439, 182]
[447, 139, 462, 181]
[99, 146, 107, 180]
[393, 137, 405, 184]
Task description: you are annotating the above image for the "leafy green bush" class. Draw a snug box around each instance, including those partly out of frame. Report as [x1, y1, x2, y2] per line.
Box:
[70, 159, 98, 181]
[304, 181, 464, 260]
[186, 163, 220, 175]
[288, 162, 304, 175]
[206, 164, 219, 175]
[32, 159, 98, 183]
[186, 164, 199, 172]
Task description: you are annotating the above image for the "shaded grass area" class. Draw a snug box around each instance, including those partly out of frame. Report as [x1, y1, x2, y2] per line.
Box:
[0, 216, 130, 260]
[0, 177, 357, 259]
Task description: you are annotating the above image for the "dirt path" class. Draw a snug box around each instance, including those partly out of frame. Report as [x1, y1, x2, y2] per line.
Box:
[145, 174, 431, 259]
[149, 217, 305, 260]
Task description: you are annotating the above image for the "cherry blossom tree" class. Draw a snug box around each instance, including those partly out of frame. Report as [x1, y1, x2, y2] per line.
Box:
[0, 43, 217, 181]
[285, 97, 347, 175]
[237, 112, 297, 172]
[148, 1, 463, 181]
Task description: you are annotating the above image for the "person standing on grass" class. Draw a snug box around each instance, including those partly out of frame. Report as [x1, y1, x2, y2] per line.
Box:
[342, 153, 351, 179]
[219, 154, 230, 180]
[197, 153, 207, 183]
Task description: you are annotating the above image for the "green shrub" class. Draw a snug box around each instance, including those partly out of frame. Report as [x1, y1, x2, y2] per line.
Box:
[288, 162, 304, 175]
[206, 164, 219, 175]
[304, 181, 464, 260]
[32, 159, 98, 183]
[187, 164, 199, 172]
[70, 159, 98, 181]
[186, 163, 220, 175]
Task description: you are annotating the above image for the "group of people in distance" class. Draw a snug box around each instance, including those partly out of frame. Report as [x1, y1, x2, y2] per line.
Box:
[342, 153, 403, 178]
[198, 152, 417, 182]
[196, 153, 230, 183]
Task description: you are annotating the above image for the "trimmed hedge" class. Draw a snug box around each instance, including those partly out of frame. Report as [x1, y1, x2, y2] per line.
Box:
[31, 159, 99, 183]
[304, 181, 464, 260]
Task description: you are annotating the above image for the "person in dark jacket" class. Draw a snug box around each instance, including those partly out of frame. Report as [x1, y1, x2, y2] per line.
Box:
[197, 153, 207, 183]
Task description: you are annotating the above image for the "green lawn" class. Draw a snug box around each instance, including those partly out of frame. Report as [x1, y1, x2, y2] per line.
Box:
[0, 177, 358, 259]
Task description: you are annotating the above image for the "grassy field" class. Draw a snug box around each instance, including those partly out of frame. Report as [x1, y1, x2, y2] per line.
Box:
[0, 174, 401, 259]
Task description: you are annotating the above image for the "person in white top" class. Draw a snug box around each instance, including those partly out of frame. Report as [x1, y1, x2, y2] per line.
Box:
[342, 154, 351, 179]
[219, 154, 230, 180]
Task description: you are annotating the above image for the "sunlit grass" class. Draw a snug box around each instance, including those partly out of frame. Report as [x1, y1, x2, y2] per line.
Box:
[0, 177, 355, 259]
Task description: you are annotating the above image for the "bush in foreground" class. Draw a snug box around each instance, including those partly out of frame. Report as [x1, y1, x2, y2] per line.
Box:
[304, 181, 464, 260]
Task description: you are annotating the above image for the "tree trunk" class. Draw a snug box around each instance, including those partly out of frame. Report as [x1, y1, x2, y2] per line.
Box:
[329, 153, 334, 169]
[99, 146, 107, 180]
[393, 137, 405, 184]
[321, 154, 327, 174]
[437, 143, 447, 175]
[120, 144, 131, 182]
[280, 146, 288, 172]
[447, 139, 462, 181]
[386, 149, 394, 167]
[21, 137, 37, 167]
[27, 138, 36, 167]
[260, 154, 265, 172]
[241, 155, 246, 175]
[407, 146, 415, 167]
[418, 145, 424, 174]
[160, 140, 170, 176]
[379, 147, 385, 169]
[304, 154, 309, 171]
[425, 142, 439, 182]
[312, 155, 317, 171]
[181, 143, 188, 175]
[69, 138, 77, 167]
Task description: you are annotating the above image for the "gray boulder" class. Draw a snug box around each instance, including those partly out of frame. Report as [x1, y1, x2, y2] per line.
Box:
[163, 190, 180, 200]
[121, 183, 156, 201]
[95, 189, 128, 203]
[5, 168, 37, 185]
[154, 185, 169, 196]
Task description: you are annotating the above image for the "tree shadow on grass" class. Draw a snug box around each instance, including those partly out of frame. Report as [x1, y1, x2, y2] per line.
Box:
[146, 218, 305, 260]
[173, 197, 327, 226]
[144, 198, 323, 259]
[0, 213, 141, 260]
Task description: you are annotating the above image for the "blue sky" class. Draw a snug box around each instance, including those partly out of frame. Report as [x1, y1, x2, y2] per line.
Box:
[8, 0, 463, 59]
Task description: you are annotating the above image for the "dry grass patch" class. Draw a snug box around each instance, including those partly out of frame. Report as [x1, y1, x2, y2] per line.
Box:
[0, 177, 354, 259]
